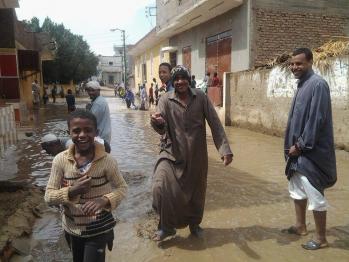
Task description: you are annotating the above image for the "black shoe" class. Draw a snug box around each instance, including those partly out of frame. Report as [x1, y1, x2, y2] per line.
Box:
[189, 224, 203, 237]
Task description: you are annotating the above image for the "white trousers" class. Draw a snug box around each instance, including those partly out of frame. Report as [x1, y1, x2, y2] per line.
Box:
[288, 172, 328, 211]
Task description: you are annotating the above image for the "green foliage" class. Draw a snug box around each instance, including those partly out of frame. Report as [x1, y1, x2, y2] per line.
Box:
[23, 17, 42, 32]
[23, 17, 98, 84]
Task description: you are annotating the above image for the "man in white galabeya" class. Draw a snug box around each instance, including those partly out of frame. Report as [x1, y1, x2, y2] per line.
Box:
[86, 81, 112, 145]
[283, 47, 337, 250]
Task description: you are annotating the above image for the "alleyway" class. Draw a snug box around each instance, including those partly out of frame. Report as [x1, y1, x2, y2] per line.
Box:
[2, 89, 348, 261]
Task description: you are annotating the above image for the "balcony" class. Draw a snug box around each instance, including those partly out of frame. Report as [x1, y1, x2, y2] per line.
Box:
[156, 0, 243, 38]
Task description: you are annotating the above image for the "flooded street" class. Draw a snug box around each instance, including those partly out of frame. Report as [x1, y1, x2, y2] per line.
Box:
[2, 89, 348, 261]
[107, 116, 349, 262]
[7, 92, 160, 261]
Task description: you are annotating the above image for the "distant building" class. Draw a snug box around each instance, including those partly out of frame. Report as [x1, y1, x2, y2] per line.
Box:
[113, 45, 135, 89]
[97, 55, 122, 86]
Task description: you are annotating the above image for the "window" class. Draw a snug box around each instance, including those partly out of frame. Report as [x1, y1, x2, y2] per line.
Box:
[109, 61, 113, 65]
[160, 48, 164, 63]
[142, 63, 147, 83]
[108, 75, 114, 84]
[0, 54, 19, 99]
[169, 52, 177, 68]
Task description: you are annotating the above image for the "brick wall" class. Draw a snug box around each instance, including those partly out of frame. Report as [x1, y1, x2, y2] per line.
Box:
[253, 8, 349, 67]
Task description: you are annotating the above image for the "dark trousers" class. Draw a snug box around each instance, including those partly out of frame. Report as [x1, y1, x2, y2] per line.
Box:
[65, 230, 114, 262]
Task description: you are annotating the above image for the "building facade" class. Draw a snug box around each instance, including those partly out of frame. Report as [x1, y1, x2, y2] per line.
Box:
[132, 0, 349, 92]
[0, 3, 55, 122]
[130, 29, 170, 91]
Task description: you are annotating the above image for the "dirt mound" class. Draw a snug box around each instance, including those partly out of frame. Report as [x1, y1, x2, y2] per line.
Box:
[135, 210, 158, 239]
[0, 184, 45, 261]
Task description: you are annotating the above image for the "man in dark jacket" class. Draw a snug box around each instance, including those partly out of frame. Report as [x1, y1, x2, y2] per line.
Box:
[283, 48, 337, 250]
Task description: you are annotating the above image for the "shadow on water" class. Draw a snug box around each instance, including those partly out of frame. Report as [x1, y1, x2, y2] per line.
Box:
[0, 102, 70, 184]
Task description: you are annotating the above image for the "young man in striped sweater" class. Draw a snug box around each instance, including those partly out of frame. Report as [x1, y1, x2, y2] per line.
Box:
[45, 109, 127, 262]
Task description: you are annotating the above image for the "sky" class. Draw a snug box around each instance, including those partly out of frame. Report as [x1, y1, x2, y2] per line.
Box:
[16, 0, 156, 56]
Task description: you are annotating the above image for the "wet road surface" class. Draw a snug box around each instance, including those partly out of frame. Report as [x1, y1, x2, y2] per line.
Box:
[3, 90, 349, 261]
[108, 120, 349, 262]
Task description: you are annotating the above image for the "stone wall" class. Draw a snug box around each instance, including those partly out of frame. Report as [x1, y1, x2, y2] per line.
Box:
[226, 56, 349, 150]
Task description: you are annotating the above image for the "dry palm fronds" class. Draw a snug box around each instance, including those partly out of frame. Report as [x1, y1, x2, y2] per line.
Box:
[313, 40, 349, 73]
[313, 40, 349, 60]
[260, 40, 349, 71]
[266, 53, 291, 68]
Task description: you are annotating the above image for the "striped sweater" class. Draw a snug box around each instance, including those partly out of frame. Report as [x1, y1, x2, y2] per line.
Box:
[45, 142, 127, 237]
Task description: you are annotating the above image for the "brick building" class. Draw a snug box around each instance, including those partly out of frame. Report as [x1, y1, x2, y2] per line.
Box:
[252, 0, 349, 66]
[131, 0, 349, 108]
[157, 0, 349, 74]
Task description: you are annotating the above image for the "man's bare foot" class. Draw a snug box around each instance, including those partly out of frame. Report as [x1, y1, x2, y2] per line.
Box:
[281, 226, 308, 236]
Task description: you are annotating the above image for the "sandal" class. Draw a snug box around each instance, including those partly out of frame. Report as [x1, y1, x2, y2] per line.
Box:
[152, 229, 176, 241]
[281, 226, 308, 236]
[301, 240, 329, 250]
[189, 224, 204, 237]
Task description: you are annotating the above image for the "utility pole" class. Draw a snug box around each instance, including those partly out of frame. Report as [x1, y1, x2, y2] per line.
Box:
[110, 28, 127, 87]
[121, 29, 127, 87]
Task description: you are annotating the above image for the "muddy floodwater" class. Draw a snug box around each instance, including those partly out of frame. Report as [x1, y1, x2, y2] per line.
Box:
[2, 90, 349, 261]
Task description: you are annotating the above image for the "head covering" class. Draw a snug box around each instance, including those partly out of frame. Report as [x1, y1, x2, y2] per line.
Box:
[171, 65, 191, 84]
[65, 139, 74, 148]
[86, 80, 101, 90]
[42, 133, 58, 143]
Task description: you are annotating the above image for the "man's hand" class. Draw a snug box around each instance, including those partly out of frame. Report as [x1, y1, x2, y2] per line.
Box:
[289, 145, 301, 157]
[223, 154, 233, 166]
[151, 112, 165, 126]
[68, 176, 91, 198]
[81, 197, 109, 215]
